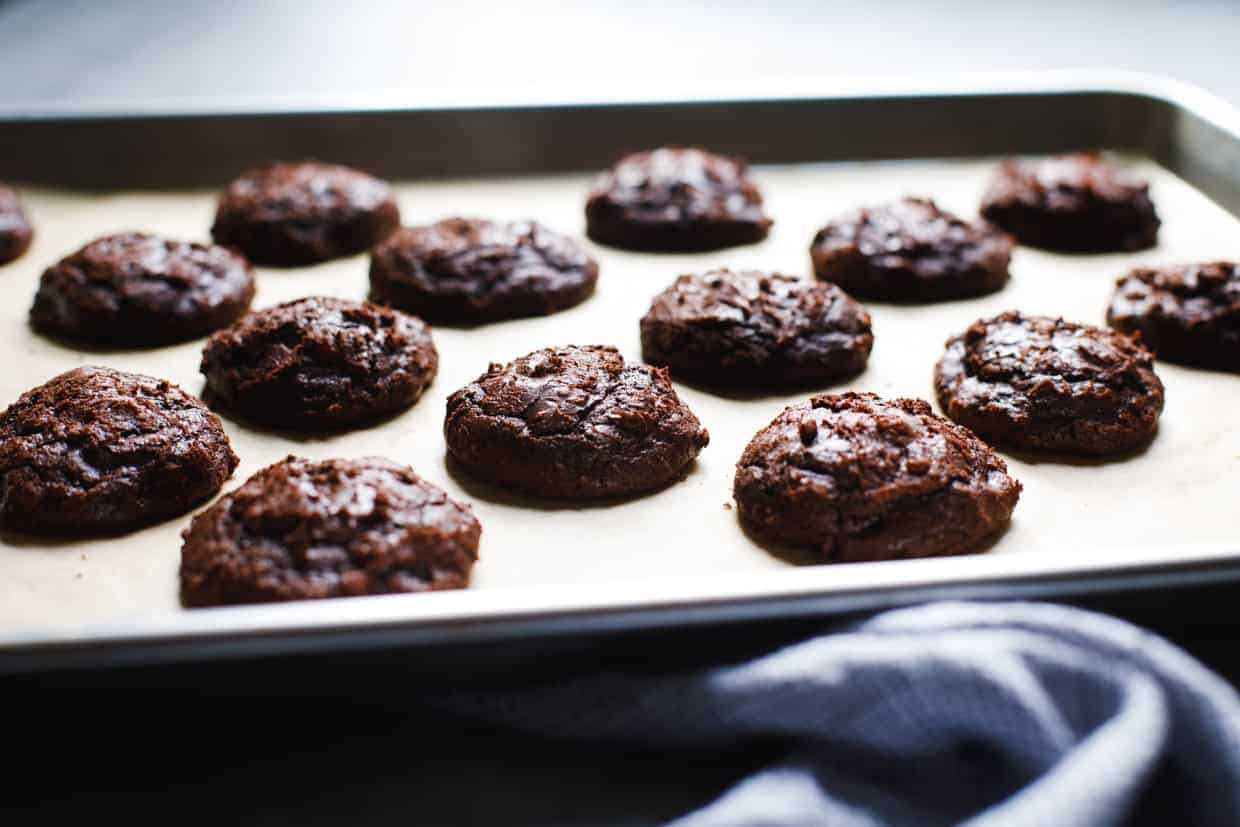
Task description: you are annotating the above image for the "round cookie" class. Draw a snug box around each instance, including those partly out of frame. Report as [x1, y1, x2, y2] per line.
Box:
[211, 161, 400, 266]
[0, 366, 237, 535]
[935, 311, 1164, 455]
[733, 392, 1021, 562]
[810, 197, 1012, 302]
[979, 153, 1160, 252]
[180, 456, 480, 607]
[584, 147, 772, 252]
[369, 217, 598, 324]
[0, 184, 33, 265]
[640, 269, 873, 387]
[1106, 261, 1240, 372]
[201, 296, 437, 430]
[30, 232, 256, 346]
[445, 345, 710, 498]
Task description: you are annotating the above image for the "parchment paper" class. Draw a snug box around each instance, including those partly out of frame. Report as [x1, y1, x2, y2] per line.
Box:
[3, 157, 1239, 634]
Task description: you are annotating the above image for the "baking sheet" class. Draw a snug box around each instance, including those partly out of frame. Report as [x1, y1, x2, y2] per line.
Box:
[2, 155, 1239, 641]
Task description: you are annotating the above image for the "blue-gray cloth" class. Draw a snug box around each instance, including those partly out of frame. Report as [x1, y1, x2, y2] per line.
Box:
[435, 602, 1240, 826]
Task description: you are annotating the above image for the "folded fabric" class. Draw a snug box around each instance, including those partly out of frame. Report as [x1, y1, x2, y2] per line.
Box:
[430, 601, 1240, 826]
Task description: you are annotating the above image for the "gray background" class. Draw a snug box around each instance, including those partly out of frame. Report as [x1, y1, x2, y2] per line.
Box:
[5, 2, 1239, 825]
[1, 0, 1237, 110]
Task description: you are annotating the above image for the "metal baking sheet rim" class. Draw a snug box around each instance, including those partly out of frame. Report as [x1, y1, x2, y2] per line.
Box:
[3, 71, 1240, 674]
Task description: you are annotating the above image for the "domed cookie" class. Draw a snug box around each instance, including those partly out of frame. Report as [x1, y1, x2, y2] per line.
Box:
[640, 269, 872, 387]
[935, 311, 1164, 455]
[0, 184, 33, 265]
[30, 232, 255, 346]
[0, 367, 237, 535]
[201, 296, 437, 430]
[1106, 261, 1240, 372]
[180, 456, 480, 607]
[585, 147, 771, 252]
[979, 153, 1159, 252]
[445, 345, 709, 498]
[369, 217, 597, 324]
[734, 392, 1020, 561]
[211, 161, 400, 266]
[810, 197, 1012, 302]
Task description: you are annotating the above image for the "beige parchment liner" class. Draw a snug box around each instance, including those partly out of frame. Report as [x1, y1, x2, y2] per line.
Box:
[2, 156, 1239, 636]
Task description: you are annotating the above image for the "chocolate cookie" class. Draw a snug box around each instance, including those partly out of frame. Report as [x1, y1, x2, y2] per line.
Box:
[810, 197, 1012, 302]
[640, 270, 872, 387]
[180, 456, 480, 607]
[29, 233, 256, 346]
[201, 296, 437, 430]
[979, 153, 1160, 252]
[935, 311, 1164, 455]
[445, 345, 709, 498]
[211, 161, 400, 266]
[0, 367, 237, 535]
[369, 218, 598, 324]
[1107, 261, 1240, 372]
[585, 147, 772, 252]
[0, 184, 33, 265]
[734, 392, 1020, 562]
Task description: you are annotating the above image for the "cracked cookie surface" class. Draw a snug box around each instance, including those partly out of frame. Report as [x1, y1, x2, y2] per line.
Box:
[30, 232, 255, 346]
[935, 311, 1164, 455]
[734, 392, 1020, 561]
[585, 147, 771, 252]
[369, 217, 597, 324]
[180, 456, 480, 607]
[445, 344, 709, 498]
[201, 296, 437, 430]
[810, 197, 1012, 302]
[1107, 261, 1240, 372]
[979, 153, 1159, 252]
[0, 366, 237, 535]
[211, 161, 400, 266]
[640, 269, 872, 387]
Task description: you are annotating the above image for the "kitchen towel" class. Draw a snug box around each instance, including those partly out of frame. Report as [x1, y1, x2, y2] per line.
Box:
[432, 601, 1240, 826]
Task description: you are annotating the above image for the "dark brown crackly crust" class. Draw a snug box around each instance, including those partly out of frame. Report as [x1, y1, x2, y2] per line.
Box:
[810, 197, 1012, 302]
[445, 345, 709, 498]
[979, 153, 1160, 253]
[734, 392, 1020, 561]
[201, 296, 438, 430]
[1107, 261, 1240, 372]
[585, 148, 772, 252]
[0, 185, 33, 265]
[0, 367, 237, 535]
[369, 218, 598, 324]
[934, 311, 1164, 455]
[180, 456, 480, 607]
[640, 270, 872, 387]
[211, 161, 400, 266]
[29, 233, 256, 346]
